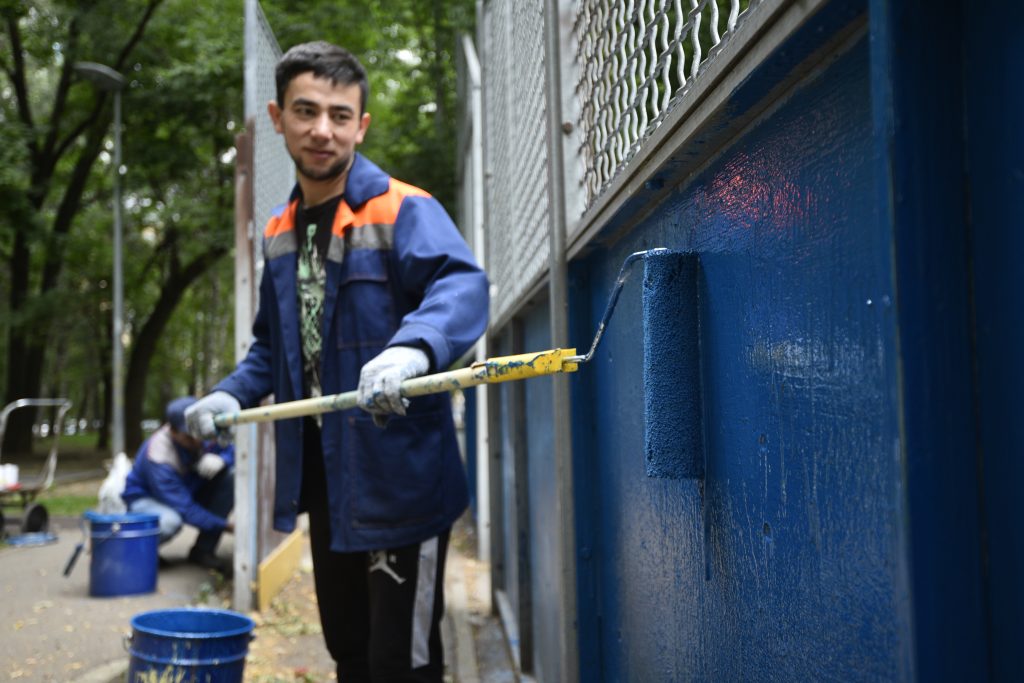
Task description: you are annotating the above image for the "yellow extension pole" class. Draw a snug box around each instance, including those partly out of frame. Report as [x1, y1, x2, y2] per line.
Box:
[213, 348, 580, 428]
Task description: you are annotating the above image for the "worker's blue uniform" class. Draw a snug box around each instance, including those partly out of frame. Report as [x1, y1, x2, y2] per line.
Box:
[214, 153, 489, 553]
[122, 424, 234, 552]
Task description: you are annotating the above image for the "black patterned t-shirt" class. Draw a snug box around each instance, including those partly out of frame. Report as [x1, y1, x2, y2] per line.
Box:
[294, 195, 342, 409]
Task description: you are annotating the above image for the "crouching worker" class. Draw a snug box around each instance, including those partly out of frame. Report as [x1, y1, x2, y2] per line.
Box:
[121, 396, 235, 577]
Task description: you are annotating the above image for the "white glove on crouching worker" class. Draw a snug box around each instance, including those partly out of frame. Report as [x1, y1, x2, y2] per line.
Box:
[196, 452, 227, 479]
[184, 391, 241, 444]
[357, 346, 431, 427]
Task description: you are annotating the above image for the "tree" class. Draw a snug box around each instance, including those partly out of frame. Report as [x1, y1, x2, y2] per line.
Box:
[0, 0, 164, 454]
[263, 0, 475, 213]
[1, 0, 473, 455]
[116, 1, 241, 449]
[1, 0, 241, 454]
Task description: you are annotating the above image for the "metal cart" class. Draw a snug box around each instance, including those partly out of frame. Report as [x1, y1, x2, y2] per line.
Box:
[0, 398, 73, 537]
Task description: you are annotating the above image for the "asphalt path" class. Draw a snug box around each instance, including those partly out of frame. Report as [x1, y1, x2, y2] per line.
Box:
[0, 515, 231, 682]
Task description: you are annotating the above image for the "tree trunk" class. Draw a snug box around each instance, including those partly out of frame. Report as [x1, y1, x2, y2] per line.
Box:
[2, 339, 48, 457]
[2, 223, 40, 455]
[123, 246, 228, 451]
[3, 128, 106, 454]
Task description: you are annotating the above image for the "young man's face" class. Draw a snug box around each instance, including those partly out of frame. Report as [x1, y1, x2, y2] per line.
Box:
[268, 72, 370, 187]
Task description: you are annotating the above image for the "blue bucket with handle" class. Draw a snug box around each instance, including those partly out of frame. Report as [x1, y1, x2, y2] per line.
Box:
[126, 608, 255, 683]
[84, 510, 159, 597]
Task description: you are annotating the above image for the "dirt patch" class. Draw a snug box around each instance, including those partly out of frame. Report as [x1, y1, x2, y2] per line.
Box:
[245, 551, 337, 682]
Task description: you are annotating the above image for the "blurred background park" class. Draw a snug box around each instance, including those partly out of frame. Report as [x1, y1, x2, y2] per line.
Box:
[0, 0, 472, 480]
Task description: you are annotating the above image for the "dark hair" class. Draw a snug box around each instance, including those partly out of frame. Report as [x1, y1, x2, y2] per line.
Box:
[275, 41, 369, 114]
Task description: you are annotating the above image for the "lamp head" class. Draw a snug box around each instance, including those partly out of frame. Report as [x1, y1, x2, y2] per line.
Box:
[73, 62, 126, 92]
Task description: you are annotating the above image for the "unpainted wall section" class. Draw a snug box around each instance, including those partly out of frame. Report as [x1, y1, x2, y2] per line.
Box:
[521, 303, 562, 683]
[490, 302, 567, 682]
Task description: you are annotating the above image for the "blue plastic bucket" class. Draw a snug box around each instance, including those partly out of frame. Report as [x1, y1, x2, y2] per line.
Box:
[126, 608, 255, 683]
[84, 510, 159, 597]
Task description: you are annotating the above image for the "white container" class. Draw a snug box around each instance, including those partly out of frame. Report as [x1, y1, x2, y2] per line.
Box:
[1, 464, 18, 489]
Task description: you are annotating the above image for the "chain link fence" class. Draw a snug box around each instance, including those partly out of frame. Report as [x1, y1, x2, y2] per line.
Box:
[573, 0, 753, 206]
[475, 0, 757, 326]
[246, 0, 294, 279]
[235, 0, 295, 612]
[481, 0, 552, 327]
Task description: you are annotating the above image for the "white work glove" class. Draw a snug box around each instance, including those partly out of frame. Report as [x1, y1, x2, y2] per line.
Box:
[357, 346, 430, 427]
[196, 453, 227, 479]
[184, 391, 241, 444]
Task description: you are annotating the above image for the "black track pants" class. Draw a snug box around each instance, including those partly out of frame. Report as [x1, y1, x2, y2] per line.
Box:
[302, 419, 449, 682]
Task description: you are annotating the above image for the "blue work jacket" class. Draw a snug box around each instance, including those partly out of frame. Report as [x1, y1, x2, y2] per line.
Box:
[121, 425, 235, 532]
[215, 154, 489, 552]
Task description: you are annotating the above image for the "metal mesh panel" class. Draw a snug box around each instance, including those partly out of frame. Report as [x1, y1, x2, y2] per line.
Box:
[483, 0, 551, 326]
[246, 0, 294, 266]
[573, 0, 755, 206]
[238, 0, 294, 611]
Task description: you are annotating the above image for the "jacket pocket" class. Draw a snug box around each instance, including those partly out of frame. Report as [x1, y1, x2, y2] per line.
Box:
[336, 270, 397, 348]
[337, 249, 397, 348]
[348, 411, 444, 528]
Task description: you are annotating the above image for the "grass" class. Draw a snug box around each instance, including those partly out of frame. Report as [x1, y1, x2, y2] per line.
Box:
[34, 492, 97, 517]
[35, 433, 103, 452]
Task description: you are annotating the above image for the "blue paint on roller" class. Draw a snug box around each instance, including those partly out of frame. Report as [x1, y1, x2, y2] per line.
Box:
[642, 250, 703, 479]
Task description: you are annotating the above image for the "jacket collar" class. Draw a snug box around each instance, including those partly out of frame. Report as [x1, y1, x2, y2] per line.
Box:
[286, 152, 390, 210]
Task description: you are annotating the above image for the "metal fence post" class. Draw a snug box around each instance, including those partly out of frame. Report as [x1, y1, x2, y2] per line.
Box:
[544, 0, 579, 680]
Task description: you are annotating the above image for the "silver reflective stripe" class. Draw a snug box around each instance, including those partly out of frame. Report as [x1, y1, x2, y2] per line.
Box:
[326, 234, 347, 265]
[326, 222, 395, 264]
[146, 426, 185, 474]
[349, 222, 395, 251]
[265, 231, 297, 260]
[411, 535, 439, 669]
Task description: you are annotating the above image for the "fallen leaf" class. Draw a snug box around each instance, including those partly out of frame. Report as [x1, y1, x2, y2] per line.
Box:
[31, 600, 53, 613]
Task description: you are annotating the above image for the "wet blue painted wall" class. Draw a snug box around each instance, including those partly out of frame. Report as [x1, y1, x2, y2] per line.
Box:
[572, 34, 913, 680]
[868, 1, 990, 678]
[963, 2, 1024, 679]
[481, 1, 1022, 679]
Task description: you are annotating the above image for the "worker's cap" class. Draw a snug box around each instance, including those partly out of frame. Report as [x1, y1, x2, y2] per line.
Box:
[165, 396, 197, 433]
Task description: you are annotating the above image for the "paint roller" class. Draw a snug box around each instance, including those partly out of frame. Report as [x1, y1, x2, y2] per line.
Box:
[214, 248, 703, 478]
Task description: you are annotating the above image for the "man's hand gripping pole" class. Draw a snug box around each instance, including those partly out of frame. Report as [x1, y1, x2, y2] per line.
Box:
[211, 348, 580, 429]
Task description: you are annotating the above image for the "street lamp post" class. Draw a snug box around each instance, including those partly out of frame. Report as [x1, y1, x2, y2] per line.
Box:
[74, 62, 128, 457]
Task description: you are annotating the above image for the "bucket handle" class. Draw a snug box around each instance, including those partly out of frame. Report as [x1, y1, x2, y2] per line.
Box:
[120, 629, 256, 652]
[89, 521, 122, 549]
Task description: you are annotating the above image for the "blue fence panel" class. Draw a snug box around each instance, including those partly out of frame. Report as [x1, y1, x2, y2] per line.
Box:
[573, 32, 911, 680]
[965, 2, 1024, 679]
[522, 304, 563, 681]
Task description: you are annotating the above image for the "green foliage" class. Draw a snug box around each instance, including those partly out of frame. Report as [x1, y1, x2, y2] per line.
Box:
[262, 0, 475, 212]
[1, 0, 474, 441]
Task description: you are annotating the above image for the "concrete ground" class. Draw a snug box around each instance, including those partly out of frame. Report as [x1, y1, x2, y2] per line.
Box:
[0, 513, 231, 682]
[245, 514, 518, 683]
[0, 472, 517, 682]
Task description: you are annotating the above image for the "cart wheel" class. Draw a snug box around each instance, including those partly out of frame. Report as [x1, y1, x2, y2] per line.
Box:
[22, 503, 48, 534]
